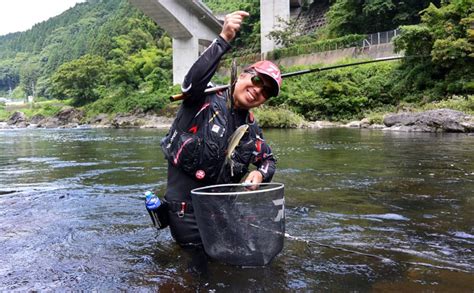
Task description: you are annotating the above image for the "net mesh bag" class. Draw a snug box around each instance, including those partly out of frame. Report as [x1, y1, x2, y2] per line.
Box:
[191, 183, 285, 266]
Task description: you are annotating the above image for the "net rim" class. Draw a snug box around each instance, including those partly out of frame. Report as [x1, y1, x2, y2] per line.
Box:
[191, 182, 284, 196]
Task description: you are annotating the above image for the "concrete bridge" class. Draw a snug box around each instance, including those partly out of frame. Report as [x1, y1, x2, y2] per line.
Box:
[129, 0, 300, 84]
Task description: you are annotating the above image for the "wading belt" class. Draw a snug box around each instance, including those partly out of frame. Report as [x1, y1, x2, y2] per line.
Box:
[167, 200, 194, 217]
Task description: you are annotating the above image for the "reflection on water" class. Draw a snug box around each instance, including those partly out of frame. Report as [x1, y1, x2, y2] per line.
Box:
[0, 128, 473, 291]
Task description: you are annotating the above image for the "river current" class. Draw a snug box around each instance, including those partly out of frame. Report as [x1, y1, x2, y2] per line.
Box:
[0, 128, 473, 291]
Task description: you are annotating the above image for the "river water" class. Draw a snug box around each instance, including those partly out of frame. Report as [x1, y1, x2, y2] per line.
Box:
[0, 128, 473, 291]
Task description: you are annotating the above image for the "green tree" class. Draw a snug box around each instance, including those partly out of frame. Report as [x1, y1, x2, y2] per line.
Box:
[19, 59, 41, 97]
[267, 17, 302, 47]
[228, 1, 261, 54]
[393, 0, 474, 99]
[271, 61, 396, 121]
[202, 0, 255, 14]
[0, 59, 19, 95]
[325, 0, 442, 36]
[51, 54, 107, 105]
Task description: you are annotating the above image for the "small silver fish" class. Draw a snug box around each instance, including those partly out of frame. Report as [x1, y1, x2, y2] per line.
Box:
[217, 124, 249, 181]
[226, 124, 249, 177]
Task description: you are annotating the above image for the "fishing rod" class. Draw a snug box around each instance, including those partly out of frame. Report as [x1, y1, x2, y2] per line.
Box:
[281, 55, 404, 78]
[169, 55, 405, 102]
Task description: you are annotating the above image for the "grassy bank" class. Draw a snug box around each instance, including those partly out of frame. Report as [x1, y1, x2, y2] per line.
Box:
[0, 99, 69, 120]
[253, 105, 306, 128]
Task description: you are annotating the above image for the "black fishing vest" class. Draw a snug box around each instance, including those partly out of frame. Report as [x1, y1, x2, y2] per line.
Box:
[161, 90, 260, 183]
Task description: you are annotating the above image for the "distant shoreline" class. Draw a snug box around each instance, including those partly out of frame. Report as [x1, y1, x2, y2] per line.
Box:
[1, 108, 473, 133]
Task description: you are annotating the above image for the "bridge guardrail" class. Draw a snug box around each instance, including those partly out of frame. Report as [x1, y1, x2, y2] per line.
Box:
[362, 29, 400, 47]
[222, 29, 401, 67]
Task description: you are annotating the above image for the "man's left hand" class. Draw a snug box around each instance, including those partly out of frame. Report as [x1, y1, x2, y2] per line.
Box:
[219, 11, 249, 43]
[244, 170, 263, 190]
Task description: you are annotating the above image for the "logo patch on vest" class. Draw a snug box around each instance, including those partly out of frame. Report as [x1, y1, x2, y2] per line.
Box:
[211, 124, 220, 133]
[195, 170, 205, 180]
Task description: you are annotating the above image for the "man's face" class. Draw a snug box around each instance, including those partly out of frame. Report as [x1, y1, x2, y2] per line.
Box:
[233, 70, 273, 110]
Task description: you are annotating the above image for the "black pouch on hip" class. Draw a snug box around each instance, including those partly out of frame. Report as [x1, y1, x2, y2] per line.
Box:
[146, 200, 170, 229]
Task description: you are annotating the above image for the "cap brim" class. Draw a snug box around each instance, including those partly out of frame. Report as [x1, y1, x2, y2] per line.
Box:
[253, 69, 280, 98]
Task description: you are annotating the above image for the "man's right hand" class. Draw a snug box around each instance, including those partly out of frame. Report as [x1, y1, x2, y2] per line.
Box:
[219, 11, 250, 43]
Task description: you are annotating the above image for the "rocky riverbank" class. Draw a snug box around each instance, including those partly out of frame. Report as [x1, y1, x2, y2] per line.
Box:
[309, 109, 474, 132]
[1, 107, 174, 130]
[1, 107, 473, 132]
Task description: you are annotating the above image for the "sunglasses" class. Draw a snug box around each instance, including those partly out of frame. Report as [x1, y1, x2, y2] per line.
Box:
[245, 70, 273, 99]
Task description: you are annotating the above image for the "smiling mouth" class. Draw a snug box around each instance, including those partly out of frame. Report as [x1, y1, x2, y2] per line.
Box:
[247, 90, 256, 102]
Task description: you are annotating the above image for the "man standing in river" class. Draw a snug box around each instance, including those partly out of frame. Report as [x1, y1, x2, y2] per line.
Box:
[160, 10, 281, 247]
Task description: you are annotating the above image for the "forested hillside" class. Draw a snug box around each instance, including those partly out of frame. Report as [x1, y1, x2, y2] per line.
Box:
[0, 0, 174, 113]
[324, 0, 441, 36]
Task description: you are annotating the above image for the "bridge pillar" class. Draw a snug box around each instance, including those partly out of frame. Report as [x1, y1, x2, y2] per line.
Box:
[128, 0, 222, 84]
[260, 0, 290, 55]
[172, 37, 200, 85]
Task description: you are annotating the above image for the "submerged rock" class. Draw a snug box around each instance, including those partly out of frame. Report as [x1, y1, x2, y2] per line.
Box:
[89, 114, 109, 124]
[55, 107, 84, 125]
[140, 115, 174, 128]
[30, 114, 45, 124]
[383, 109, 474, 132]
[35, 107, 85, 128]
[345, 121, 361, 128]
[110, 113, 173, 128]
[37, 117, 61, 128]
[7, 111, 29, 127]
[89, 114, 111, 128]
[306, 121, 342, 128]
[111, 113, 144, 128]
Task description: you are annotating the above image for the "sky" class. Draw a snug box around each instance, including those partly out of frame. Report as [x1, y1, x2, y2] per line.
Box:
[0, 0, 86, 36]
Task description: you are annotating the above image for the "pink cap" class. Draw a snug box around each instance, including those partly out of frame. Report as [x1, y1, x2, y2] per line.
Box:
[249, 60, 282, 97]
